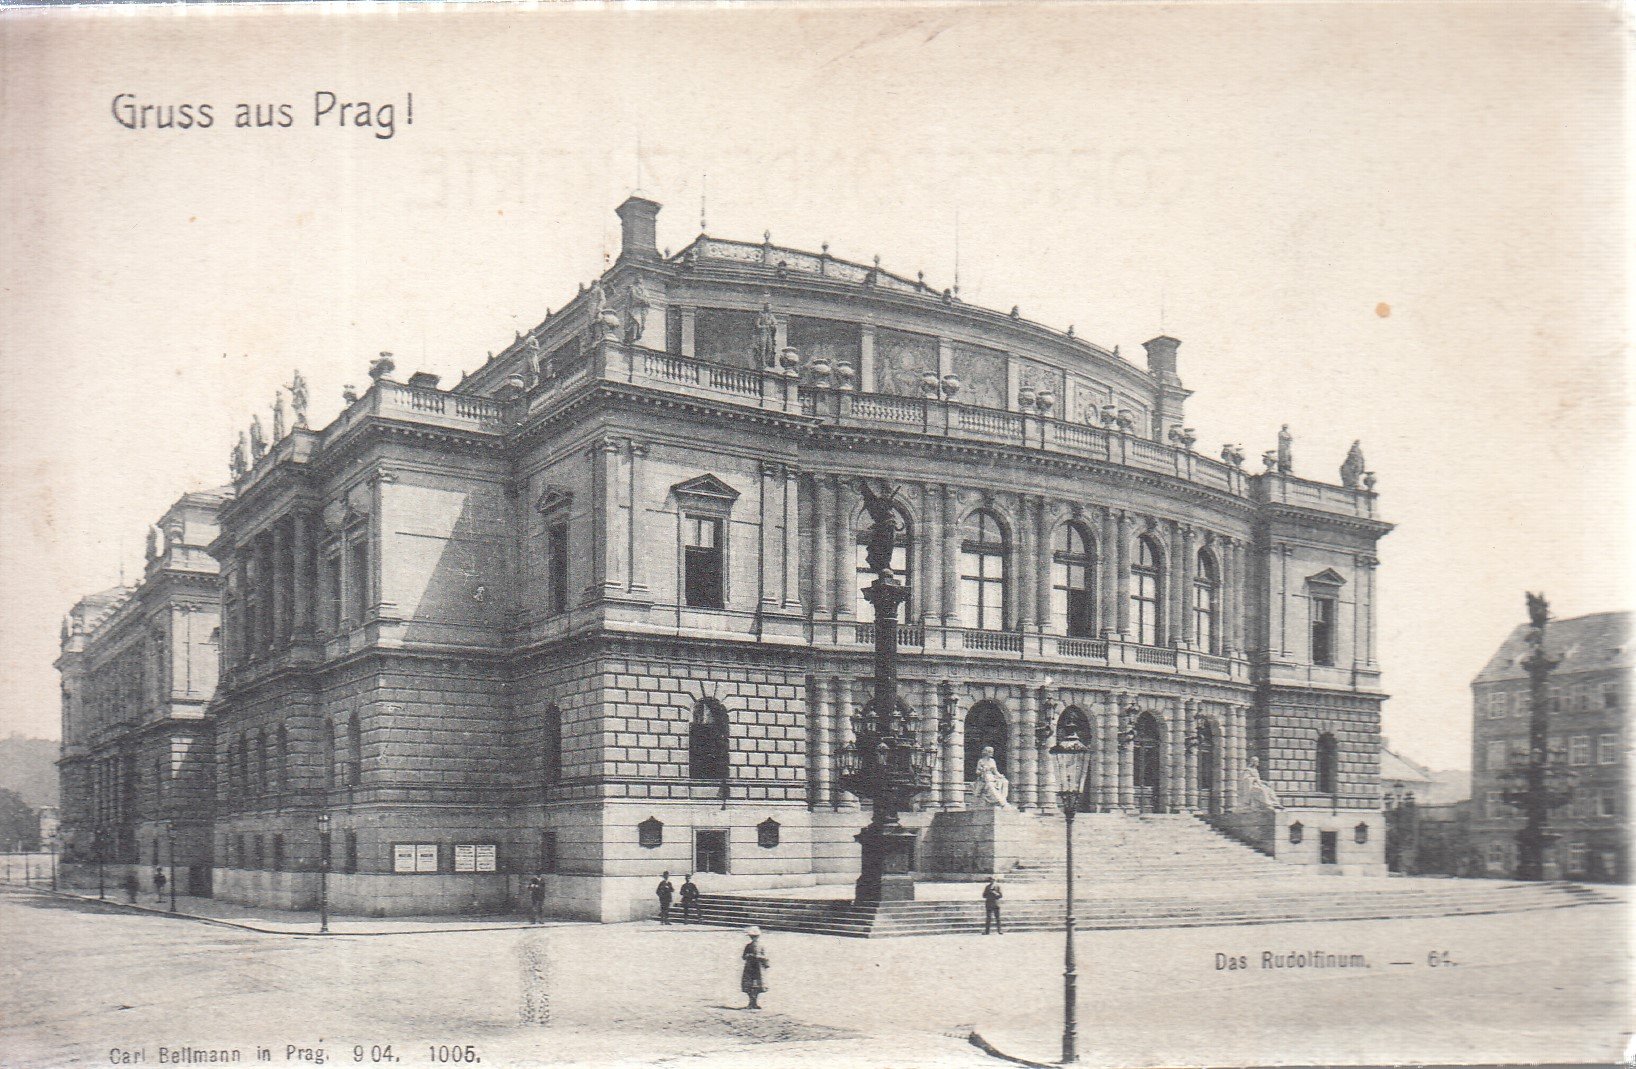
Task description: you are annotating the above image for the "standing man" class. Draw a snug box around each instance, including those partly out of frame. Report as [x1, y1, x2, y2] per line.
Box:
[655, 871, 675, 925]
[679, 874, 700, 923]
[153, 866, 167, 905]
[527, 874, 545, 924]
[982, 877, 1003, 934]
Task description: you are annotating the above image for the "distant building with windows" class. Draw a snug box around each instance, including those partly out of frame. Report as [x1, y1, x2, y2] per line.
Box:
[60, 199, 1393, 918]
[1469, 611, 1630, 882]
[56, 489, 228, 895]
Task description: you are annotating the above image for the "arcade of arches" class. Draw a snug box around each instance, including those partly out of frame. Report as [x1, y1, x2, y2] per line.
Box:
[807, 674, 1252, 815]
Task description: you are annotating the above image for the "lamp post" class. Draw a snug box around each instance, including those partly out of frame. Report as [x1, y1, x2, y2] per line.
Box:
[1049, 734, 1095, 1065]
[316, 812, 331, 934]
[49, 836, 58, 891]
[166, 822, 178, 913]
[95, 828, 106, 900]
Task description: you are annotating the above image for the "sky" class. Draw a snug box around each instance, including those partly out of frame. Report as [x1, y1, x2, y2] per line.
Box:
[0, 2, 1627, 771]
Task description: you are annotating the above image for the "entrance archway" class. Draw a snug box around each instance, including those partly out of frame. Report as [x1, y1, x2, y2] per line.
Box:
[1132, 712, 1163, 813]
[963, 701, 1009, 780]
[1196, 718, 1218, 814]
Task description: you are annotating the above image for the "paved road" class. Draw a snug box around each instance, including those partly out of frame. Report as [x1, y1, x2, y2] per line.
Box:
[1, 886, 1628, 1068]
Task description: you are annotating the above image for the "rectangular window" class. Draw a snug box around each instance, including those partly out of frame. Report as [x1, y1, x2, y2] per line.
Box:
[1567, 841, 1589, 874]
[272, 835, 284, 871]
[1598, 790, 1620, 818]
[1486, 740, 1509, 770]
[1513, 691, 1527, 717]
[1572, 685, 1590, 712]
[1570, 736, 1591, 766]
[344, 831, 358, 873]
[320, 553, 340, 633]
[1485, 693, 1504, 719]
[1310, 597, 1335, 667]
[348, 536, 370, 624]
[683, 516, 725, 609]
[1598, 733, 1619, 764]
[1602, 681, 1621, 709]
[546, 521, 570, 615]
[541, 830, 558, 874]
[694, 829, 729, 875]
[1549, 684, 1563, 713]
[1485, 790, 1504, 817]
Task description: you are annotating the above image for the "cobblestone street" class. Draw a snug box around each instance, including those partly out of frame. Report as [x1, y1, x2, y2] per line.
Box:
[1, 885, 1629, 1068]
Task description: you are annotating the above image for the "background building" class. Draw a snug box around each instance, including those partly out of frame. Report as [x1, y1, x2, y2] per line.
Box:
[56, 490, 228, 894]
[1469, 610, 1629, 882]
[64, 199, 1393, 919]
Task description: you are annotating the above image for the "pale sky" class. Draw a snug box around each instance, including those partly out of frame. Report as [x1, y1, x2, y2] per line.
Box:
[0, 2, 1627, 770]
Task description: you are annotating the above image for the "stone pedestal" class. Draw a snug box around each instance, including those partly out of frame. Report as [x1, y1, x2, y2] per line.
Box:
[919, 806, 1055, 879]
[854, 823, 919, 903]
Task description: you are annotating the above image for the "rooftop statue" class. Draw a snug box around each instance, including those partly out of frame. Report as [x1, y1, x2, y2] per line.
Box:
[1526, 592, 1550, 632]
[288, 370, 310, 429]
[1277, 424, 1294, 474]
[230, 434, 248, 479]
[248, 415, 267, 460]
[272, 392, 286, 440]
[1340, 440, 1366, 489]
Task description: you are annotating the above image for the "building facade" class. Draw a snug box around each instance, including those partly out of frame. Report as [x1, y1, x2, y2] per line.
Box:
[64, 199, 1393, 919]
[56, 490, 228, 894]
[1469, 611, 1630, 882]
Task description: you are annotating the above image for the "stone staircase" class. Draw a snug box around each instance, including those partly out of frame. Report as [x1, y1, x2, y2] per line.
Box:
[685, 814, 1624, 937]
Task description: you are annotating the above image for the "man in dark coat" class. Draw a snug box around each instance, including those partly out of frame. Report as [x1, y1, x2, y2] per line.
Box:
[527, 875, 545, 924]
[679, 874, 700, 923]
[655, 871, 675, 925]
[982, 877, 1004, 934]
[123, 871, 139, 904]
[153, 867, 167, 904]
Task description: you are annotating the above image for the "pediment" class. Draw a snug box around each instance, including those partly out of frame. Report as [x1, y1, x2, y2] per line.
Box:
[1305, 568, 1347, 588]
[671, 473, 740, 504]
[535, 486, 573, 514]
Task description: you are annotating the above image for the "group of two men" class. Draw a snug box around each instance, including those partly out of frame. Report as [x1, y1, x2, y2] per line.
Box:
[654, 872, 701, 923]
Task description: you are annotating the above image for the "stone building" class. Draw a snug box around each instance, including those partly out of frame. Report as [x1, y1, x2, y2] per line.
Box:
[56, 489, 228, 894]
[1470, 610, 1629, 882]
[75, 198, 1391, 920]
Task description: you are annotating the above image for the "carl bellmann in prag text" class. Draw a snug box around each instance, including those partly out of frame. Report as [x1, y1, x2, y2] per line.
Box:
[109, 92, 413, 139]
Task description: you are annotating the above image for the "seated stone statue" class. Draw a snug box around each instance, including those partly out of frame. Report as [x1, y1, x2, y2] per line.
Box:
[969, 745, 1011, 808]
[1236, 757, 1283, 811]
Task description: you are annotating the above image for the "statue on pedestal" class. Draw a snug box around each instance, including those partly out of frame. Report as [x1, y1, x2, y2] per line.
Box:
[272, 392, 286, 440]
[753, 301, 778, 369]
[248, 415, 267, 461]
[970, 745, 1011, 808]
[288, 370, 310, 429]
[1340, 440, 1366, 489]
[856, 479, 902, 578]
[1277, 425, 1294, 474]
[230, 434, 248, 478]
[1235, 757, 1282, 811]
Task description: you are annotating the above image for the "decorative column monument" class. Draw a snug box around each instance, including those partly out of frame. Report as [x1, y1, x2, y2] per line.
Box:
[1503, 593, 1572, 880]
[840, 480, 936, 904]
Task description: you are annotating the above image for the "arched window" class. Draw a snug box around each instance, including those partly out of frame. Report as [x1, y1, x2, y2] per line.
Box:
[959, 511, 1009, 631]
[256, 729, 269, 795]
[1193, 550, 1220, 653]
[689, 700, 730, 781]
[277, 724, 289, 795]
[1130, 537, 1164, 646]
[855, 506, 913, 620]
[542, 705, 564, 788]
[1316, 733, 1339, 794]
[963, 701, 1009, 779]
[1052, 523, 1096, 637]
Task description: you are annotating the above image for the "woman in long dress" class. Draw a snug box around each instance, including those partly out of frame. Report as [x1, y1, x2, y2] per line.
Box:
[740, 927, 769, 1009]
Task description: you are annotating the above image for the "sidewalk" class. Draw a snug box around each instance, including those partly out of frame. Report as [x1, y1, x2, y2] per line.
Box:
[2, 880, 573, 936]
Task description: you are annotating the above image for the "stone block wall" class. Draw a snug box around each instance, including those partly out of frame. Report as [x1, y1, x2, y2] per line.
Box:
[1258, 686, 1382, 812]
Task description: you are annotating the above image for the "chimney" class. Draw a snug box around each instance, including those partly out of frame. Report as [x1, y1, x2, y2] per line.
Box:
[1143, 335, 1181, 378]
[616, 196, 661, 262]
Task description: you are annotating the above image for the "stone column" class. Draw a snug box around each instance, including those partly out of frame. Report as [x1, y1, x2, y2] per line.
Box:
[922, 484, 943, 628]
[833, 478, 854, 620]
[811, 675, 833, 807]
[590, 439, 625, 597]
[1278, 542, 1292, 656]
[1018, 686, 1038, 810]
[1098, 698, 1117, 811]
[1037, 688, 1058, 813]
[918, 678, 940, 811]
[1016, 496, 1036, 634]
[759, 463, 781, 610]
[859, 324, 877, 393]
[1215, 707, 1230, 813]
[1360, 554, 1379, 667]
[941, 683, 962, 809]
[291, 511, 312, 637]
[1114, 512, 1131, 636]
[1035, 499, 1052, 633]
[1216, 538, 1233, 655]
[1222, 704, 1240, 811]
[1117, 694, 1134, 810]
[1167, 521, 1186, 648]
[271, 521, 289, 646]
[781, 467, 801, 610]
[835, 676, 858, 808]
[814, 476, 834, 618]
[1095, 507, 1113, 635]
[1234, 539, 1250, 655]
[1191, 697, 1204, 805]
[1179, 525, 1197, 648]
[629, 442, 650, 594]
[1161, 702, 1179, 812]
[941, 486, 959, 624]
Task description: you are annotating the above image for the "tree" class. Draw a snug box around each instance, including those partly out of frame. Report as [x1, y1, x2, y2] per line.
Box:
[0, 788, 40, 851]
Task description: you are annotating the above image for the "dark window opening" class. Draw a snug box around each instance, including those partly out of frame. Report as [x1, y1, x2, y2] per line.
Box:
[546, 521, 570, 615]
[1316, 733, 1339, 795]
[1311, 596, 1336, 666]
[684, 516, 725, 609]
[689, 700, 731, 780]
[695, 829, 729, 874]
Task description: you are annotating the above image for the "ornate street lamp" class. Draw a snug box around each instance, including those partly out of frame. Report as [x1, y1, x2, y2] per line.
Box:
[1049, 733, 1095, 1065]
[316, 812, 331, 934]
[838, 480, 938, 904]
[95, 827, 106, 901]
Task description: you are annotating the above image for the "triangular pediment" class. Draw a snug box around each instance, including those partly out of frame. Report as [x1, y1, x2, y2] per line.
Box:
[1306, 568, 1347, 588]
[671, 473, 740, 503]
[535, 486, 573, 514]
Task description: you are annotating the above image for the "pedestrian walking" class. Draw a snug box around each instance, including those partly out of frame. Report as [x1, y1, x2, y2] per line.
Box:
[527, 874, 545, 924]
[153, 867, 167, 904]
[123, 871, 139, 904]
[982, 877, 1003, 934]
[740, 927, 769, 1010]
[679, 873, 700, 923]
[655, 871, 675, 925]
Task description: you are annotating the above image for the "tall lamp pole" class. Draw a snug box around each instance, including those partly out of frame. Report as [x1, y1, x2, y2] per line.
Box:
[95, 828, 106, 900]
[317, 812, 331, 934]
[1049, 734, 1095, 1065]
